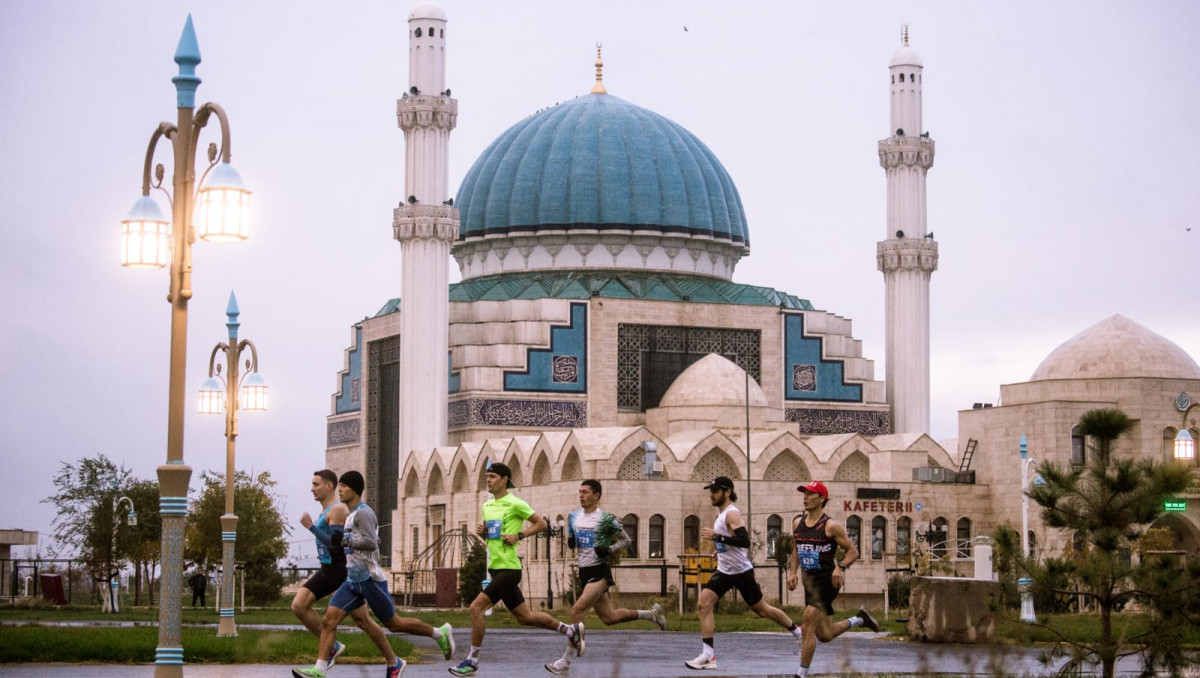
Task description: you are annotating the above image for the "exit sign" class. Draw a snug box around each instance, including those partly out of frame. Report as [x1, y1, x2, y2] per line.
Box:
[1165, 500, 1186, 512]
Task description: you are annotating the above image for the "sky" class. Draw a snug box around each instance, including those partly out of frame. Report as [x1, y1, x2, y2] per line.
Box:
[2, 1, 1198, 563]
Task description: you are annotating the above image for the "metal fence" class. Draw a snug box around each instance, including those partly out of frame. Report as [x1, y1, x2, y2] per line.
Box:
[0, 559, 101, 606]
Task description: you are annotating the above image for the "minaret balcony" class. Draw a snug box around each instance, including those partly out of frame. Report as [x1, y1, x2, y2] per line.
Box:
[878, 136, 934, 169]
[393, 204, 460, 241]
[397, 94, 458, 131]
[877, 238, 939, 273]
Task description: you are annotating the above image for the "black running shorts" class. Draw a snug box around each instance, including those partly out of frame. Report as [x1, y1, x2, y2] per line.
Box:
[577, 564, 615, 589]
[801, 568, 839, 616]
[483, 568, 526, 610]
[703, 568, 763, 607]
[302, 562, 348, 600]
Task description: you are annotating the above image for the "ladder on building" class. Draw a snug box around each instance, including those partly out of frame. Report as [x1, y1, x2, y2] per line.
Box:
[957, 438, 977, 481]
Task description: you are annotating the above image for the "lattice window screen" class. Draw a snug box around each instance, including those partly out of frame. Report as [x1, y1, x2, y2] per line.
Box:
[532, 454, 552, 485]
[506, 457, 524, 486]
[691, 448, 741, 481]
[617, 451, 644, 480]
[452, 463, 469, 492]
[833, 451, 870, 482]
[764, 451, 810, 483]
[404, 469, 421, 496]
[561, 450, 583, 481]
[427, 468, 445, 495]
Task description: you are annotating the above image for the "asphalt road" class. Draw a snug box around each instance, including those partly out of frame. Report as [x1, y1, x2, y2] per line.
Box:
[0, 627, 1155, 677]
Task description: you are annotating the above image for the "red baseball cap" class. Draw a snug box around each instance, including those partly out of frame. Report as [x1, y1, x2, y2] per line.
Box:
[798, 480, 829, 499]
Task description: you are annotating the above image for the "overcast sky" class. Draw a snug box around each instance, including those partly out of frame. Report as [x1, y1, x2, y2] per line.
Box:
[2, 1, 1197, 562]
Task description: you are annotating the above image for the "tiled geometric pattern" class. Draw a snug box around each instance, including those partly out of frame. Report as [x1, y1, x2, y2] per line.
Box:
[504, 303, 587, 393]
[783, 314, 862, 402]
[428, 469, 445, 496]
[452, 463, 469, 492]
[618, 324, 760, 410]
[690, 448, 741, 482]
[561, 450, 583, 481]
[833, 451, 870, 482]
[335, 326, 363, 414]
[792, 364, 817, 392]
[551, 355, 579, 383]
[763, 450, 810, 483]
[786, 408, 890, 435]
[618, 450, 646, 480]
[532, 454, 552, 485]
[367, 337, 400, 554]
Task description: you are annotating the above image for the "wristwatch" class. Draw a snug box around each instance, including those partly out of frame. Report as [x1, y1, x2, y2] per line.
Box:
[836, 560, 850, 570]
[517, 532, 525, 541]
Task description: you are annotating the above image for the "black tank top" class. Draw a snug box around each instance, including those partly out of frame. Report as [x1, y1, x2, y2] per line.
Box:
[793, 513, 836, 572]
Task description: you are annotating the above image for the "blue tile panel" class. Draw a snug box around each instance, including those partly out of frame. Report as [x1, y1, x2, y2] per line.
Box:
[785, 408, 890, 436]
[448, 350, 461, 394]
[504, 303, 587, 393]
[455, 94, 748, 245]
[448, 398, 587, 429]
[334, 326, 363, 414]
[783, 314, 862, 402]
[447, 271, 814, 309]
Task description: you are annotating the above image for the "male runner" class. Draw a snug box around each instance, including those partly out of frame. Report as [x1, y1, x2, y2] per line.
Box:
[544, 479, 667, 675]
[292, 471, 454, 678]
[292, 469, 395, 669]
[787, 480, 879, 678]
[685, 476, 803, 671]
[450, 462, 582, 676]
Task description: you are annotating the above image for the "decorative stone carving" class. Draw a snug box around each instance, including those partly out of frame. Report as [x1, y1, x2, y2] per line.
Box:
[876, 239, 939, 273]
[393, 205, 459, 241]
[877, 136, 935, 169]
[396, 94, 458, 131]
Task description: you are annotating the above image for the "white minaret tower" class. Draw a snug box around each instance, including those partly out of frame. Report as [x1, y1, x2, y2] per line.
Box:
[394, 1, 458, 460]
[877, 28, 937, 435]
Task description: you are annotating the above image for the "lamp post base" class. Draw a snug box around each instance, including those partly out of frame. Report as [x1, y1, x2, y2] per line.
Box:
[218, 513, 239, 637]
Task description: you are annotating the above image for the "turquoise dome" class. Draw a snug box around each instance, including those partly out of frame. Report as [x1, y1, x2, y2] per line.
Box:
[455, 94, 748, 245]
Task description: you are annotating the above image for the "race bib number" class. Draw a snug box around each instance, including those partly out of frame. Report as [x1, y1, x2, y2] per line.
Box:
[796, 548, 821, 570]
[714, 542, 727, 553]
[485, 520, 502, 540]
[575, 528, 595, 549]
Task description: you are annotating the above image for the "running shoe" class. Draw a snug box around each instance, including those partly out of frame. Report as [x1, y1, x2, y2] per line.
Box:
[329, 640, 346, 669]
[685, 652, 717, 670]
[856, 606, 880, 632]
[436, 622, 456, 660]
[291, 668, 326, 678]
[386, 657, 407, 678]
[544, 657, 571, 675]
[567, 621, 586, 657]
[649, 602, 667, 630]
[448, 658, 478, 676]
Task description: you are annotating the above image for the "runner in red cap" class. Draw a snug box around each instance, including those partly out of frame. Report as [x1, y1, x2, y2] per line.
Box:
[788, 480, 879, 678]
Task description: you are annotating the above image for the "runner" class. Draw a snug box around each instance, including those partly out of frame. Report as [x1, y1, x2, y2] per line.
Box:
[685, 476, 803, 671]
[787, 480, 879, 678]
[450, 462, 583, 676]
[544, 479, 667, 675]
[292, 471, 455, 678]
[291, 469, 396, 669]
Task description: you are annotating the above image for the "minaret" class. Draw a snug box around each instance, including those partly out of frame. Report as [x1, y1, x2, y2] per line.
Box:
[877, 28, 937, 434]
[394, 2, 458, 461]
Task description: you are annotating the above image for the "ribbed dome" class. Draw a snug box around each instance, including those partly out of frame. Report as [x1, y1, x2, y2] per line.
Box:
[455, 93, 748, 245]
[1030, 314, 1200, 381]
[660, 354, 768, 408]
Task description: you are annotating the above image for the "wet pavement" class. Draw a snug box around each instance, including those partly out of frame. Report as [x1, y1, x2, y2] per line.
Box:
[0, 627, 1152, 677]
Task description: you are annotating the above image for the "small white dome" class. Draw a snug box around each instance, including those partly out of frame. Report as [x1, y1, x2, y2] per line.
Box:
[660, 354, 769, 408]
[890, 45, 924, 68]
[408, 2, 447, 22]
[1030, 314, 1200, 381]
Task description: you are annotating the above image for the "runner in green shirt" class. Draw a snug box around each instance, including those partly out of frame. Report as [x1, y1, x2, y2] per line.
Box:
[449, 462, 583, 676]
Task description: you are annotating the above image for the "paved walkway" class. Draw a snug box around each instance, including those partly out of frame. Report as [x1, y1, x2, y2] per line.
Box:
[0, 627, 1155, 677]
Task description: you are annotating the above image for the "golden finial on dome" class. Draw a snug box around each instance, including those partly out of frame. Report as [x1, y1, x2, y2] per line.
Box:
[903, 24, 909, 46]
[590, 42, 607, 94]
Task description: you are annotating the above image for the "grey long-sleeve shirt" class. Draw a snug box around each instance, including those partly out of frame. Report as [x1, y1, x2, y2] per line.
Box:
[344, 502, 387, 583]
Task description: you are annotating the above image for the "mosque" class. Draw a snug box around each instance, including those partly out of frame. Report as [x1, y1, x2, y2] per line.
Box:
[324, 2, 1200, 608]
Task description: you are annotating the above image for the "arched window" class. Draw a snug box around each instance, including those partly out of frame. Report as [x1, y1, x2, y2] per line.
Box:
[899, 72, 905, 82]
[415, 27, 422, 37]
[957, 518, 972, 558]
[623, 514, 640, 559]
[931, 517, 949, 558]
[871, 516, 887, 560]
[766, 514, 782, 560]
[846, 516, 861, 555]
[683, 515, 700, 552]
[649, 514, 665, 559]
[1071, 426, 1086, 466]
[1028, 530, 1037, 556]
[896, 517, 912, 556]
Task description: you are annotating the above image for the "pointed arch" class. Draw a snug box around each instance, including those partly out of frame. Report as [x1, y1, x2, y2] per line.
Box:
[690, 448, 740, 481]
[764, 449, 810, 483]
[561, 448, 583, 481]
[532, 452, 552, 485]
[505, 455, 524, 486]
[427, 463, 445, 495]
[404, 467, 421, 497]
[452, 461, 469, 493]
[617, 449, 644, 480]
[833, 450, 870, 482]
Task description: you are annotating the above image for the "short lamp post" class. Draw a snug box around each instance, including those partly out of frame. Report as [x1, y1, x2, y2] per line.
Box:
[109, 495, 138, 614]
[119, 15, 251, 675]
[1173, 393, 1199, 462]
[198, 291, 267, 637]
[1018, 433, 1044, 623]
[544, 519, 565, 610]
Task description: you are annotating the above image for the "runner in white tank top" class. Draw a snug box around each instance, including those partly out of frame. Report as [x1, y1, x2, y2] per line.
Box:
[712, 504, 753, 574]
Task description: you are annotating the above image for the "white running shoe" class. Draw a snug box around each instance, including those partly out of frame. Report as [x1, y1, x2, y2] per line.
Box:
[567, 622, 585, 657]
[544, 657, 571, 675]
[685, 652, 717, 670]
[329, 640, 346, 668]
[649, 602, 667, 631]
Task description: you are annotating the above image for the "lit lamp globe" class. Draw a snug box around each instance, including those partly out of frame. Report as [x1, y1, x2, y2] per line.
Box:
[196, 162, 251, 243]
[120, 195, 170, 268]
[1174, 429, 1195, 461]
[240, 372, 268, 411]
[197, 377, 226, 414]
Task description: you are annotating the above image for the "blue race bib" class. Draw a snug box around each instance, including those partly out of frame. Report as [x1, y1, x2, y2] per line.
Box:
[485, 520, 502, 540]
[576, 528, 595, 549]
[715, 542, 727, 553]
[797, 548, 821, 570]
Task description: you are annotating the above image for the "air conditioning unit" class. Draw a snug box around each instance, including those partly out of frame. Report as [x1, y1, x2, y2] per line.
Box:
[652, 461, 664, 473]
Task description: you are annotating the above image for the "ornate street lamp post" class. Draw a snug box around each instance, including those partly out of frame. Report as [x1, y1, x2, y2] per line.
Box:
[198, 291, 267, 636]
[108, 495, 138, 614]
[120, 15, 250, 676]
